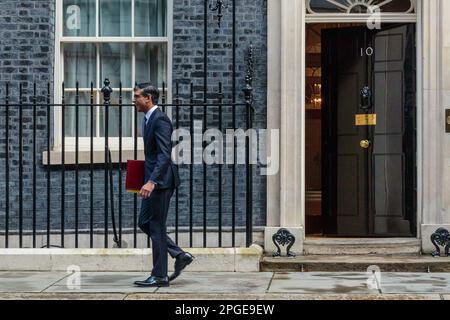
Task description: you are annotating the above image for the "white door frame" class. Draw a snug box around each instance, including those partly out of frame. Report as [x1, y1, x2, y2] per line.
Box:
[265, 0, 431, 255]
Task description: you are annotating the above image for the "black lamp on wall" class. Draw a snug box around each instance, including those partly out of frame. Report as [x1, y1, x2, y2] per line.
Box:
[209, 0, 228, 28]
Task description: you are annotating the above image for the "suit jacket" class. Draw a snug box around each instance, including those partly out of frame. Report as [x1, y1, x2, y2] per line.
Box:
[143, 107, 180, 190]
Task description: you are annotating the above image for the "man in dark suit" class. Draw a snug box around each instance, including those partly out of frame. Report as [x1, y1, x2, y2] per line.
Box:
[133, 83, 194, 287]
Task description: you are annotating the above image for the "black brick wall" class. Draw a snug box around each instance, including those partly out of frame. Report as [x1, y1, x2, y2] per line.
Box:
[172, 0, 267, 229]
[0, 0, 267, 245]
[0, 0, 59, 233]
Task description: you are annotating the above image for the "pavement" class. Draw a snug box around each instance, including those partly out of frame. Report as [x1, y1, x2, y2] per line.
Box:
[0, 271, 449, 300]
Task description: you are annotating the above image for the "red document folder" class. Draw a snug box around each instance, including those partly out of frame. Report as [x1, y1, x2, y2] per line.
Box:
[125, 160, 145, 193]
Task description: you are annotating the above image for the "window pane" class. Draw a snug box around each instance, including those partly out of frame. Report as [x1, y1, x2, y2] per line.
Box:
[100, 0, 132, 36]
[64, 92, 97, 137]
[64, 43, 96, 88]
[135, 43, 167, 86]
[135, 0, 167, 36]
[63, 0, 96, 36]
[99, 93, 133, 137]
[100, 43, 132, 88]
[137, 110, 145, 137]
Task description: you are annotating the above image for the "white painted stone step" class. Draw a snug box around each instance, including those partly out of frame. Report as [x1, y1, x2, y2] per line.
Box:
[303, 238, 421, 255]
[260, 255, 450, 272]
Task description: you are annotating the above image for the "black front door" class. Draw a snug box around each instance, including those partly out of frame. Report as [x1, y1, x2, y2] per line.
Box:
[322, 24, 416, 237]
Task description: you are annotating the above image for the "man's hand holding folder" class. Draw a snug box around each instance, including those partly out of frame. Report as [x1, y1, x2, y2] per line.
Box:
[139, 181, 155, 199]
[126, 160, 156, 198]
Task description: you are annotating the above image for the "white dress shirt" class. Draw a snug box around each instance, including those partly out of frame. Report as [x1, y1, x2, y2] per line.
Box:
[144, 105, 159, 125]
[144, 105, 159, 186]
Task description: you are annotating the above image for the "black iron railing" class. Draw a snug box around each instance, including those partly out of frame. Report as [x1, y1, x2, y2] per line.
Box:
[0, 0, 259, 249]
[0, 74, 254, 249]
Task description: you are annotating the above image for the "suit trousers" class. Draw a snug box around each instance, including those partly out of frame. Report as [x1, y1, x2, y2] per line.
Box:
[138, 188, 184, 278]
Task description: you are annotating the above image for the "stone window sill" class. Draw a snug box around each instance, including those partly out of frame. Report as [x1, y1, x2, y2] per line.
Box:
[42, 150, 145, 166]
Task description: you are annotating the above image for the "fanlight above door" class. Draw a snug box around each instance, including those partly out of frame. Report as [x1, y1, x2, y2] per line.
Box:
[306, 0, 415, 14]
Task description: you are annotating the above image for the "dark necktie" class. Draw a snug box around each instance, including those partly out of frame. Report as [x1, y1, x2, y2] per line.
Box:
[142, 116, 148, 136]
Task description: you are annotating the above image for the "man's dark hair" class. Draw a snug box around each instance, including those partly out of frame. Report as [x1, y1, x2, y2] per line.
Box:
[134, 83, 160, 105]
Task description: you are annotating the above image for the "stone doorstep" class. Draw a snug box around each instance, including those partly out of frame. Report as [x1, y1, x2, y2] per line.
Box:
[0, 245, 263, 272]
[261, 255, 450, 272]
[303, 246, 422, 255]
[304, 238, 422, 245]
[302, 238, 422, 255]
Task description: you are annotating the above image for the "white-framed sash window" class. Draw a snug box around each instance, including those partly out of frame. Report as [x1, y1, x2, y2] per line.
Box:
[54, 0, 173, 152]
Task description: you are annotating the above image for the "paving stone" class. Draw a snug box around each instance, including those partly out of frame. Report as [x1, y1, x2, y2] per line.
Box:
[0, 293, 127, 300]
[380, 285, 450, 294]
[273, 272, 370, 281]
[157, 272, 273, 293]
[269, 272, 379, 294]
[377, 273, 450, 294]
[51, 272, 147, 287]
[41, 272, 160, 293]
[0, 272, 67, 293]
[269, 281, 379, 294]
[43, 286, 158, 293]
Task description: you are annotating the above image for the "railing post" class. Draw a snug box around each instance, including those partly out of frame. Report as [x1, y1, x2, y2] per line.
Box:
[175, 81, 180, 245]
[118, 82, 123, 246]
[19, 83, 23, 248]
[46, 82, 51, 248]
[133, 81, 138, 248]
[90, 82, 94, 248]
[61, 82, 65, 248]
[75, 81, 79, 248]
[243, 44, 254, 248]
[33, 83, 37, 248]
[101, 78, 113, 248]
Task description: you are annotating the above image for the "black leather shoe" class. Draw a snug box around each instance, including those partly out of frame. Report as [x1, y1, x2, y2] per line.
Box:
[134, 275, 169, 287]
[169, 252, 194, 282]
